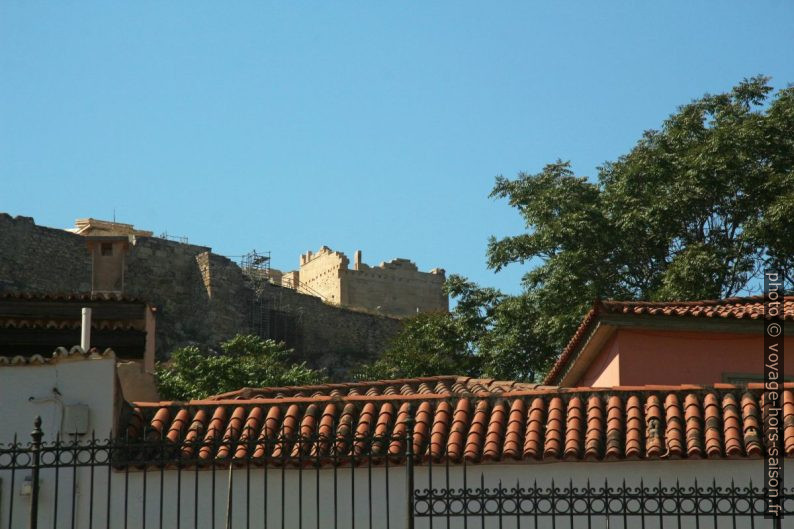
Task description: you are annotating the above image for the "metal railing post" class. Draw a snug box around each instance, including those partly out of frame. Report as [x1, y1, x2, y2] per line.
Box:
[29, 416, 43, 529]
[405, 415, 415, 529]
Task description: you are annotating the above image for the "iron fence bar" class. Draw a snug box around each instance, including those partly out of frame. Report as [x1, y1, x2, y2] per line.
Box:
[123, 436, 129, 529]
[176, 447, 182, 529]
[226, 460, 233, 529]
[88, 432, 96, 529]
[194, 448, 199, 529]
[350, 429, 355, 529]
[141, 440, 147, 529]
[427, 431, 432, 528]
[105, 435, 111, 529]
[263, 436, 268, 529]
[298, 436, 303, 529]
[315, 439, 320, 529]
[385, 441, 390, 529]
[333, 418, 339, 529]
[8, 435, 16, 529]
[280, 425, 287, 529]
[70, 439, 77, 529]
[246, 439, 251, 529]
[405, 415, 414, 529]
[462, 453, 468, 529]
[7, 419, 794, 529]
[28, 417, 42, 529]
[480, 474, 486, 529]
[444, 449, 450, 529]
[639, 478, 645, 529]
[211, 440, 216, 529]
[159, 434, 165, 529]
[53, 434, 60, 529]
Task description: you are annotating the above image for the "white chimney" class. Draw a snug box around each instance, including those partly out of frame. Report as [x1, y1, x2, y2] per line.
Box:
[81, 307, 92, 351]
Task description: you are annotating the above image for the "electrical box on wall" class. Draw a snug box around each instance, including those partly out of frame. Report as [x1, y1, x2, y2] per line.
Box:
[63, 404, 90, 435]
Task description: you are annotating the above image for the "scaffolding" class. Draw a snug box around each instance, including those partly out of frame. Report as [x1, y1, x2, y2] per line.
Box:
[240, 250, 271, 277]
[240, 250, 272, 338]
[158, 231, 189, 244]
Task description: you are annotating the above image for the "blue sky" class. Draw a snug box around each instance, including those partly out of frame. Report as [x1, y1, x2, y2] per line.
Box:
[2, 2, 793, 295]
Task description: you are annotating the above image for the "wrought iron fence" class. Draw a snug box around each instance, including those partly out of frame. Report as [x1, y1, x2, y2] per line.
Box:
[414, 475, 793, 528]
[0, 417, 792, 529]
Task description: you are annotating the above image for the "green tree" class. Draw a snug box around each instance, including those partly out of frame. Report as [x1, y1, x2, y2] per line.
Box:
[156, 334, 325, 400]
[356, 276, 544, 381]
[364, 76, 794, 382]
[355, 310, 477, 380]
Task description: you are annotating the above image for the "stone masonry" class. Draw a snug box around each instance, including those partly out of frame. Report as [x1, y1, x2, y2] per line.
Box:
[0, 214, 402, 379]
[275, 246, 448, 318]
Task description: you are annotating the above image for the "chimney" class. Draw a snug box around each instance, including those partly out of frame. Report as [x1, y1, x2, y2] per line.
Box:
[81, 307, 92, 351]
[354, 250, 362, 271]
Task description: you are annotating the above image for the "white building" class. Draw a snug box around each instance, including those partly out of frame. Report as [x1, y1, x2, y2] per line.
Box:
[1, 353, 790, 528]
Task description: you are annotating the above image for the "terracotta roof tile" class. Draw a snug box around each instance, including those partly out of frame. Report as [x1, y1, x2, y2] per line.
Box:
[543, 397, 564, 459]
[127, 383, 794, 467]
[624, 395, 643, 459]
[600, 297, 794, 320]
[664, 394, 684, 458]
[464, 400, 488, 462]
[0, 346, 116, 366]
[703, 392, 722, 457]
[683, 394, 703, 458]
[604, 395, 623, 459]
[741, 392, 762, 457]
[523, 397, 544, 460]
[0, 291, 144, 303]
[784, 390, 794, 457]
[585, 395, 603, 460]
[722, 393, 742, 457]
[503, 399, 524, 460]
[209, 376, 545, 401]
[0, 317, 144, 331]
[564, 396, 584, 460]
[430, 401, 451, 461]
[545, 295, 794, 384]
[483, 400, 506, 461]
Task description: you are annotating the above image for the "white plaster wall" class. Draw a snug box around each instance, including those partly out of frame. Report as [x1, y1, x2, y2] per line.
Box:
[2, 458, 789, 529]
[0, 356, 118, 444]
[0, 356, 119, 528]
[0, 362, 789, 528]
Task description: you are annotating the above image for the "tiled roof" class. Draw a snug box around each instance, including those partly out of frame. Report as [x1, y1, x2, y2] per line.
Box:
[0, 291, 144, 303]
[0, 346, 116, 366]
[207, 376, 547, 400]
[599, 296, 794, 320]
[127, 382, 791, 465]
[544, 296, 794, 385]
[0, 318, 143, 331]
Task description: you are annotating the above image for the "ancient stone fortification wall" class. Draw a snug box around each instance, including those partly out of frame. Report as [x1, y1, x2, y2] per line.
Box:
[0, 214, 91, 293]
[0, 215, 401, 378]
[296, 246, 347, 302]
[342, 258, 447, 317]
[256, 283, 402, 379]
[289, 246, 447, 318]
[123, 237, 218, 353]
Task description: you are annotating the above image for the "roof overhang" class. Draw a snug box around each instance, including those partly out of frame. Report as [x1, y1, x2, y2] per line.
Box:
[550, 312, 794, 386]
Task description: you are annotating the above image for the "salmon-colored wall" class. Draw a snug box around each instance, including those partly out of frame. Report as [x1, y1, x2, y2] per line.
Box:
[576, 329, 794, 386]
[579, 333, 621, 387]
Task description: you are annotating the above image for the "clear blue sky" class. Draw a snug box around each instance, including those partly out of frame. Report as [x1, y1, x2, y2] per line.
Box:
[2, 2, 793, 295]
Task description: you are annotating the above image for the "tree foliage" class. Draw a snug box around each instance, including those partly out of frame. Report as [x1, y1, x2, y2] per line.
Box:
[156, 334, 325, 400]
[356, 276, 543, 381]
[364, 76, 794, 382]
